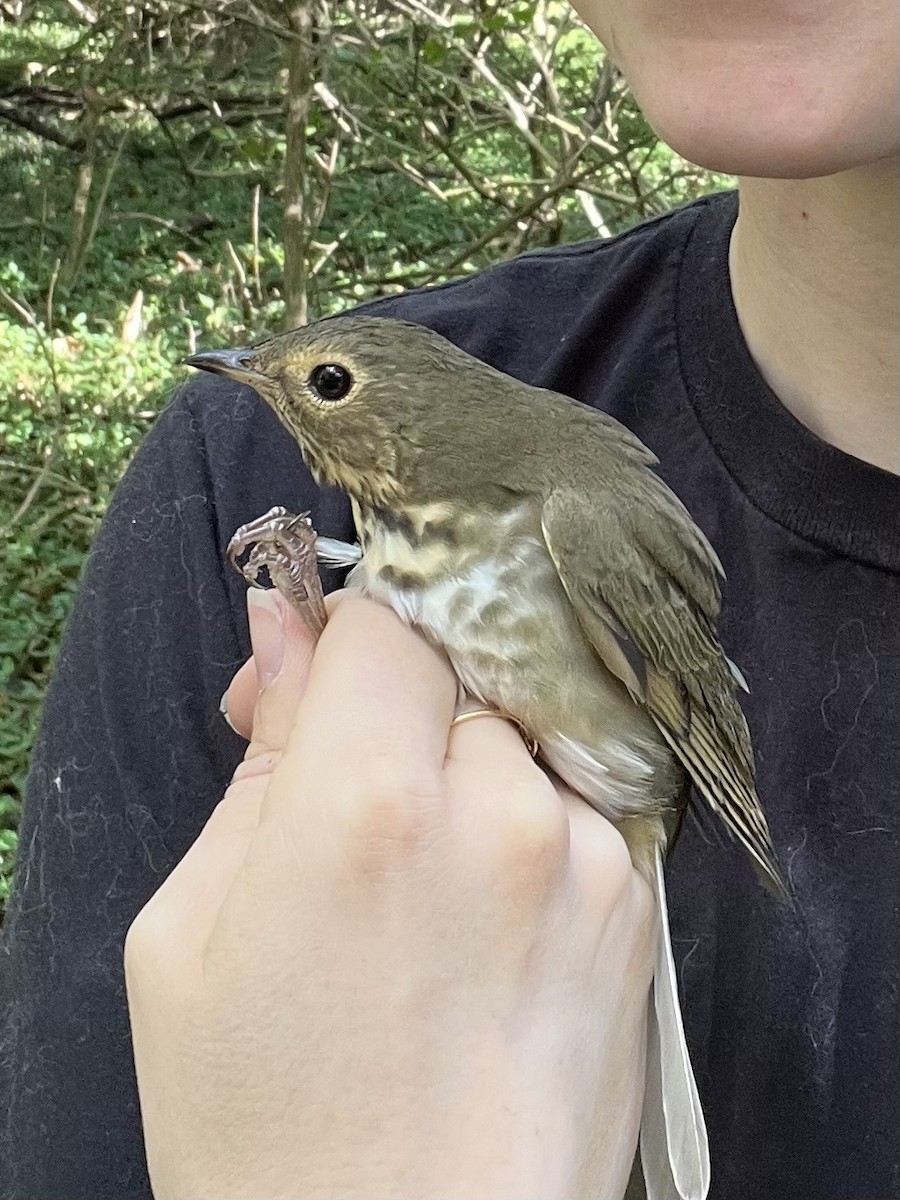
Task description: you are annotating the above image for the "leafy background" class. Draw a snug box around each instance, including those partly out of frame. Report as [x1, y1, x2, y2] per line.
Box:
[0, 0, 727, 914]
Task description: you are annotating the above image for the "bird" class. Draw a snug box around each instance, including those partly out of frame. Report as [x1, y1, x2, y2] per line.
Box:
[187, 314, 789, 1200]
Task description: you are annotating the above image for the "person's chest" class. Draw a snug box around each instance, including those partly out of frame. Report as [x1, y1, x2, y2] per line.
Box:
[665, 522, 898, 1199]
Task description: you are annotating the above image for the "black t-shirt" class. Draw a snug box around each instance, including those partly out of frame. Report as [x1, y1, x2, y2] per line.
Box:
[1, 191, 897, 1200]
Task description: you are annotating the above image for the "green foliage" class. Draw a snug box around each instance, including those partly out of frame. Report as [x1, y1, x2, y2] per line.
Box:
[0, 0, 729, 915]
[0, 315, 182, 911]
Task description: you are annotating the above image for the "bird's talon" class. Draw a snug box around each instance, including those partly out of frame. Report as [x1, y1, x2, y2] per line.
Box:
[226, 506, 326, 639]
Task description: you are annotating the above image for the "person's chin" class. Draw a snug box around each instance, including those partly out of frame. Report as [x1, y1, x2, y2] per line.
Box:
[631, 73, 899, 181]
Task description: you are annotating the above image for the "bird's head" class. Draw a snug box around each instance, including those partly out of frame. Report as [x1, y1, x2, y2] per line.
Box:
[186, 315, 532, 510]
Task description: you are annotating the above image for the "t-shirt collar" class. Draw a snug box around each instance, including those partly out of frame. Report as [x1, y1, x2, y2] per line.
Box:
[675, 191, 900, 573]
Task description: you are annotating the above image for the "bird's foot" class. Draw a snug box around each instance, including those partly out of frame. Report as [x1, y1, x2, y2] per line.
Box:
[227, 506, 327, 640]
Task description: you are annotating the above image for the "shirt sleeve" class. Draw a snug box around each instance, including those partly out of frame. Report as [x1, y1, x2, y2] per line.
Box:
[0, 374, 349, 1200]
[0, 270, 589, 1199]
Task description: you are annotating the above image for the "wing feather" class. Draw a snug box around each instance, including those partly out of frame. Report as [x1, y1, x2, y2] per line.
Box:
[541, 486, 788, 901]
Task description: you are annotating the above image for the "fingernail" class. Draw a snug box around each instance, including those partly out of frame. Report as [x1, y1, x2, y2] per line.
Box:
[247, 588, 285, 690]
[219, 688, 238, 733]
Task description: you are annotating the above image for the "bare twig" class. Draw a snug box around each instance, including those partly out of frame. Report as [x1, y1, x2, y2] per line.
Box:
[251, 183, 262, 304]
[61, 89, 105, 282]
[45, 258, 61, 332]
[226, 240, 253, 324]
[439, 161, 599, 275]
[8, 453, 57, 529]
[0, 458, 92, 497]
[0, 286, 35, 327]
[0, 279, 66, 529]
[0, 102, 86, 151]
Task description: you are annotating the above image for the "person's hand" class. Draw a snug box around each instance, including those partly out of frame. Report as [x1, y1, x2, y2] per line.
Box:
[124, 588, 657, 1200]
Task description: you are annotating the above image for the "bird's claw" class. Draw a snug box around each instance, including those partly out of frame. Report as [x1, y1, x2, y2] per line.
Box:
[227, 506, 327, 640]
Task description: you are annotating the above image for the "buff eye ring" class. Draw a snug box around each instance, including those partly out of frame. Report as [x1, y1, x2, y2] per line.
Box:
[310, 363, 353, 401]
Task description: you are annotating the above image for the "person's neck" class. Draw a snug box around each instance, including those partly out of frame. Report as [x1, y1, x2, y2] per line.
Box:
[729, 157, 899, 474]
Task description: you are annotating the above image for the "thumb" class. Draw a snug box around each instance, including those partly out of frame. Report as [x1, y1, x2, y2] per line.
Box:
[242, 587, 319, 763]
[128, 590, 319, 961]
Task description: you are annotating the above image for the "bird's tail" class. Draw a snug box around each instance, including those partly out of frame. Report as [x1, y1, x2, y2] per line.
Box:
[639, 843, 710, 1200]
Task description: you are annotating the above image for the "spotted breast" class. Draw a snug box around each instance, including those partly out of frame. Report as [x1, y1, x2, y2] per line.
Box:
[344, 499, 679, 822]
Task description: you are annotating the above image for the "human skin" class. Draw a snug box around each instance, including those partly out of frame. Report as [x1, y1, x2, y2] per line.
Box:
[125, 590, 657, 1199]
[571, 0, 900, 473]
[125, 3, 899, 1196]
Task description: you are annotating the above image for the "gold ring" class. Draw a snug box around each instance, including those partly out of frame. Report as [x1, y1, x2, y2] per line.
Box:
[450, 708, 539, 758]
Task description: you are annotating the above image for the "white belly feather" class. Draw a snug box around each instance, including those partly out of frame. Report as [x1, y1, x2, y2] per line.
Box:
[334, 507, 675, 819]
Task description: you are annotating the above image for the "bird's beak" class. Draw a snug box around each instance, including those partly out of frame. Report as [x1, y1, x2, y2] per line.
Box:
[184, 347, 268, 387]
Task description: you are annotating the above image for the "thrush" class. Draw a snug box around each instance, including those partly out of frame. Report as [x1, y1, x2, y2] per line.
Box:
[187, 315, 789, 1200]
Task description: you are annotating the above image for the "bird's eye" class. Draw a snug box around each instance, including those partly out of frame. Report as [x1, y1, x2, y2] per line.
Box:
[309, 362, 353, 402]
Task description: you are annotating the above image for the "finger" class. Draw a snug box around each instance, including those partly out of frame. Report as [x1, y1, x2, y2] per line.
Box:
[130, 773, 272, 971]
[244, 589, 318, 761]
[132, 591, 321, 961]
[559, 787, 656, 926]
[222, 590, 347, 741]
[445, 706, 538, 772]
[265, 593, 459, 822]
[221, 656, 259, 740]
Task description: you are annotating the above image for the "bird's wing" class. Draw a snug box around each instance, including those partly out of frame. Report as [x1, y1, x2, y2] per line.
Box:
[540, 486, 788, 901]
